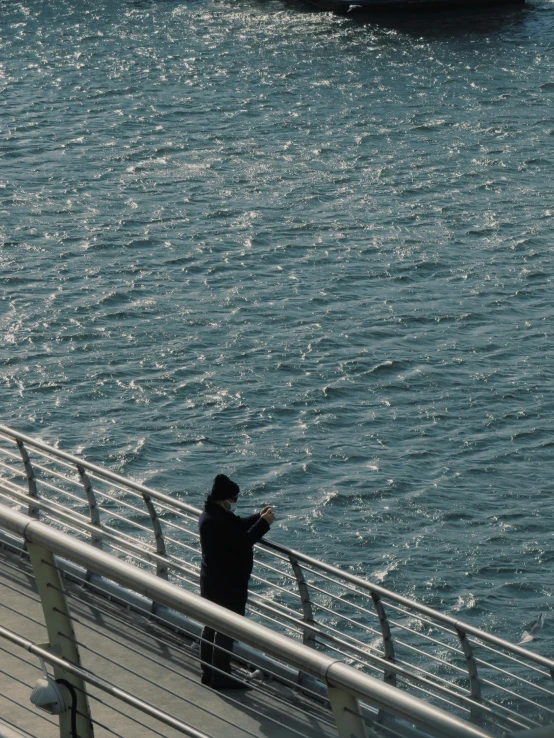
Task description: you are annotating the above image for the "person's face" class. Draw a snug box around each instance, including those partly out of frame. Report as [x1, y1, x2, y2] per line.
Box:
[223, 496, 238, 510]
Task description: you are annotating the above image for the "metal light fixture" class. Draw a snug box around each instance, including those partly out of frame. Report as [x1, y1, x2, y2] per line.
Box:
[30, 660, 66, 715]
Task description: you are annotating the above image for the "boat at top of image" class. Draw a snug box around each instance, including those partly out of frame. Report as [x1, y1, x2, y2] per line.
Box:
[308, 0, 525, 16]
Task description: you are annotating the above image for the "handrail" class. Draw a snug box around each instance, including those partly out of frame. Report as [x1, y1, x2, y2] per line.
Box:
[1, 423, 553, 736]
[0, 503, 494, 738]
[2, 424, 553, 674]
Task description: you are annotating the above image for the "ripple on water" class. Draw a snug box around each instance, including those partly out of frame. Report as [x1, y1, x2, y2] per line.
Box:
[2, 0, 554, 647]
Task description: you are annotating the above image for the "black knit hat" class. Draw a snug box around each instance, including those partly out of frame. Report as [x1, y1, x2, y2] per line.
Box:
[209, 474, 240, 502]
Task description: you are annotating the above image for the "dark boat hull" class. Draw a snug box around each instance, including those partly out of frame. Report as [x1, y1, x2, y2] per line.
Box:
[309, 0, 525, 13]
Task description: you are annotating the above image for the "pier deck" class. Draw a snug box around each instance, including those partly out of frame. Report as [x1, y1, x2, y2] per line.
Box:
[0, 547, 336, 738]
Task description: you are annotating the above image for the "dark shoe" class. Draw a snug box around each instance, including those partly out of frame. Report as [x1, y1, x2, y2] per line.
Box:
[201, 674, 212, 686]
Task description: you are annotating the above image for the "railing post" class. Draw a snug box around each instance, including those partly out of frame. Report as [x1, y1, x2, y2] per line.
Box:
[77, 465, 102, 549]
[289, 555, 316, 649]
[143, 493, 169, 580]
[456, 627, 482, 721]
[26, 540, 94, 738]
[371, 592, 396, 686]
[289, 555, 318, 688]
[16, 440, 39, 519]
[328, 686, 369, 738]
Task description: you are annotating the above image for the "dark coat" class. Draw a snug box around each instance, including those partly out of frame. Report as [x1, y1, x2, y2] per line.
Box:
[199, 499, 270, 614]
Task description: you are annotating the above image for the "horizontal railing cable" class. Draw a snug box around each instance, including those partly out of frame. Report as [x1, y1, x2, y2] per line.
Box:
[0, 686, 58, 727]
[473, 656, 554, 699]
[252, 557, 299, 584]
[63, 603, 311, 732]
[0, 442, 532, 720]
[3, 540, 470, 732]
[0, 459, 26, 480]
[478, 696, 538, 731]
[0, 477, 26, 498]
[0, 445, 26, 463]
[170, 570, 203, 590]
[315, 629, 481, 712]
[17, 457, 84, 491]
[247, 590, 304, 621]
[0, 595, 48, 631]
[82, 687, 177, 738]
[0, 430, 522, 656]
[0, 427, 204, 519]
[136, 503, 201, 538]
[87, 714, 127, 738]
[316, 636, 475, 721]
[248, 589, 308, 622]
[298, 562, 480, 662]
[1, 485, 97, 534]
[392, 655, 473, 698]
[479, 673, 554, 718]
[292, 563, 488, 661]
[472, 637, 554, 680]
[477, 697, 538, 732]
[248, 571, 304, 601]
[246, 602, 306, 639]
[1, 488, 170, 575]
[0, 643, 45, 672]
[305, 596, 384, 643]
[382, 617, 464, 657]
[0, 562, 43, 602]
[158, 535, 203, 559]
[0, 665, 43, 694]
[9, 443, 85, 476]
[312, 635, 488, 720]
[473, 671, 554, 722]
[0, 536, 547, 733]
[313, 637, 384, 678]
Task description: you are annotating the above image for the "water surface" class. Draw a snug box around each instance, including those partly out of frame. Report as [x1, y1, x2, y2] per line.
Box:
[2, 0, 554, 645]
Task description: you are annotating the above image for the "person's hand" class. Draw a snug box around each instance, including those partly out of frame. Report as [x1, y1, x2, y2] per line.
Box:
[260, 505, 275, 525]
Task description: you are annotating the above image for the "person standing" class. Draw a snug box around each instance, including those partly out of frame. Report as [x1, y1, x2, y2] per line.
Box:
[198, 473, 275, 689]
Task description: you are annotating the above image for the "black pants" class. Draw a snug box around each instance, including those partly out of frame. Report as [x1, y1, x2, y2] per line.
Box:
[200, 628, 236, 685]
[199, 582, 247, 687]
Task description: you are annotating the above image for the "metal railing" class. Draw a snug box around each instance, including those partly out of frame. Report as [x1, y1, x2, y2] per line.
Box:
[0, 424, 553, 737]
[0, 504, 497, 738]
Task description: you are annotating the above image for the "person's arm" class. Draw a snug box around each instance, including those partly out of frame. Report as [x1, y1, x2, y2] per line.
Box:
[206, 514, 267, 557]
[209, 508, 274, 558]
[246, 505, 275, 544]
[243, 515, 270, 546]
[239, 512, 261, 530]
